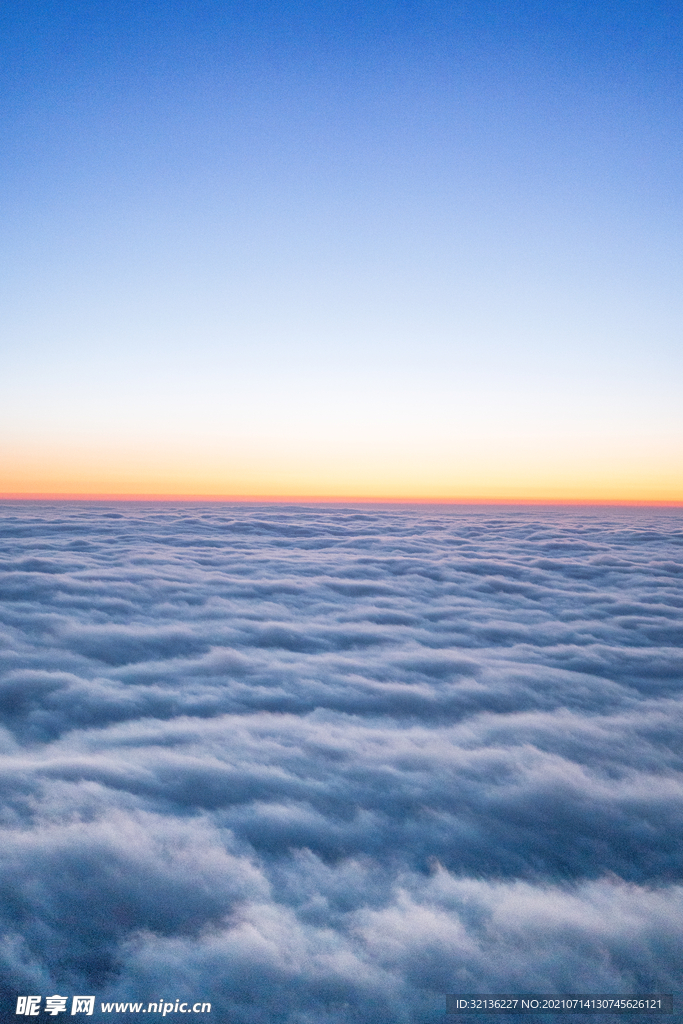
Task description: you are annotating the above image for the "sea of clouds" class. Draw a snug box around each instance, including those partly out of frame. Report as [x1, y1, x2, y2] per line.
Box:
[0, 502, 681, 1023]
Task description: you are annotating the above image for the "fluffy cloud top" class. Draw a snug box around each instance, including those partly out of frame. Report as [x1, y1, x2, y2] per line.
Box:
[0, 502, 681, 1021]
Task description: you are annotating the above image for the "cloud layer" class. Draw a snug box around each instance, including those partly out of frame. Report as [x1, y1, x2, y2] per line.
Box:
[0, 502, 681, 1021]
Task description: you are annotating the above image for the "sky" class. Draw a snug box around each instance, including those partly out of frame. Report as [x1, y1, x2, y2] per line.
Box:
[1, 0, 682, 501]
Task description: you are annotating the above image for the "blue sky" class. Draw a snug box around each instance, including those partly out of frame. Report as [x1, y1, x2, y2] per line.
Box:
[1, 1, 682, 497]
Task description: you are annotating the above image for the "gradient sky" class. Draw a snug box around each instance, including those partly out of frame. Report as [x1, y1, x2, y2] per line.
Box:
[1, 0, 682, 500]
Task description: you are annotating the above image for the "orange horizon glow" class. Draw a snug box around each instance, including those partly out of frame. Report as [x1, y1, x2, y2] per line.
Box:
[1, 492, 681, 507]
[2, 436, 681, 506]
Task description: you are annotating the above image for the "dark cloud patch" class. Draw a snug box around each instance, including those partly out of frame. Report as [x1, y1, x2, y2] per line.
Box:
[57, 624, 209, 667]
[0, 502, 681, 1022]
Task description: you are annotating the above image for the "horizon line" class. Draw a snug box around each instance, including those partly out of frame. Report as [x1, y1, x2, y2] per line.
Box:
[1, 493, 682, 507]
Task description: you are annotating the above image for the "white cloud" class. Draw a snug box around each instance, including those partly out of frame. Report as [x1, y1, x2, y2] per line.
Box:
[0, 502, 681, 1020]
